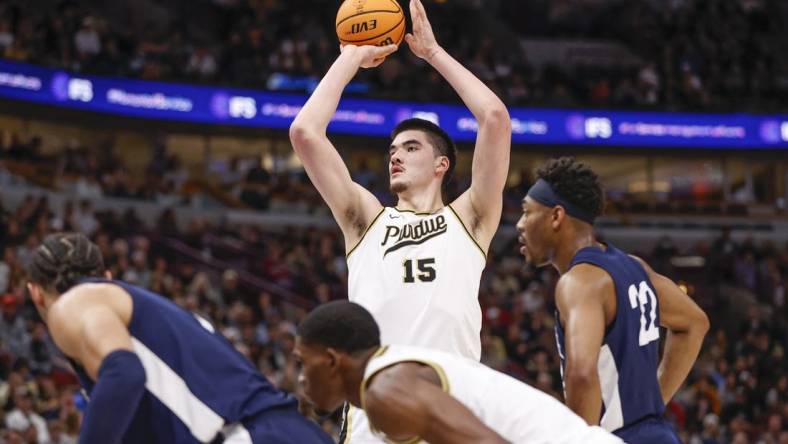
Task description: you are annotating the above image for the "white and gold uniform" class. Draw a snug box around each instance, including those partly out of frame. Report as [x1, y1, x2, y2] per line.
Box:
[343, 206, 486, 443]
[359, 345, 624, 444]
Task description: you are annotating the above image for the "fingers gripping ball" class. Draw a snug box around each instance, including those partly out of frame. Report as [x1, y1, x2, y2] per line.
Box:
[336, 0, 406, 47]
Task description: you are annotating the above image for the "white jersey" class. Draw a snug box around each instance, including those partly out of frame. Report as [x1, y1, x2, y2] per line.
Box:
[359, 345, 623, 444]
[347, 206, 486, 360]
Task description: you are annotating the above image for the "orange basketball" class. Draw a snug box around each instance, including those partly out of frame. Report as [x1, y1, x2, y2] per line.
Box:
[336, 0, 406, 47]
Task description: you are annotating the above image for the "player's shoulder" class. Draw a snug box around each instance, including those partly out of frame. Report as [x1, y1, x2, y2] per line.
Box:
[365, 361, 421, 406]
[626, 254, 655, 274]
[46, 283, 122, 355]
[56, 282, 128, 309]
[49, 283, 130, 332]
[556, 263, 614, 306]
[559, 263, 614, 290]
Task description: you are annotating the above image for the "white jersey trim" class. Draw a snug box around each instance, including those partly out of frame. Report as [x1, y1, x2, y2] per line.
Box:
[346, 207, 386, 259]
[131, 338, 225, 442]
[597, 344, 624, 432]
[446, 204, 486, 259]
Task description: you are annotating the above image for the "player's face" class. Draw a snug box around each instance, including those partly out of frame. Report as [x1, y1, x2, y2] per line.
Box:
[294, 338, 345, 412]
[516, 197, 555, 266]
[388, 130, 446, 194]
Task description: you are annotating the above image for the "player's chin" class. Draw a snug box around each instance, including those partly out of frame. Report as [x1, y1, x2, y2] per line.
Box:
[389, 178, 408, 194]
[519, 244, 533, 262]
[521, 245, 546, 267]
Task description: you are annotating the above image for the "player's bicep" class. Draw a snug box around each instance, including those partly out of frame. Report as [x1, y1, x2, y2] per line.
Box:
[366, 366, 506, 444]
[77, 306, 135, 379]
[294, 137, 358, 208]
[467, 109, 511, 219]
[557, 272, 608, 372]
[291, 134, 381, 236]
[365, 378, 431, 441]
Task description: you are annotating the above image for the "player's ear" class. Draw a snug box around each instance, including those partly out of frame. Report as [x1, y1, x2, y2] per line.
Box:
[325, 348, 340, 370]
[435, 155, 449, 175]
[552, 206, 566, 230]
[26, 282, 45, 309]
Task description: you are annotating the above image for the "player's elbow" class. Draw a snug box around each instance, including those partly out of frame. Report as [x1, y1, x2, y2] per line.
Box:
[565, 365, 598, 391]
[692, 307, 710, 336]
[670, 305, 710, 338]
[288, 122, 323, 151]
[478, 105, 511, 131]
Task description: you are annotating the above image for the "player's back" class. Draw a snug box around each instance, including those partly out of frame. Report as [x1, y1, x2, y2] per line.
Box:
[555, 244, 673, 440]
[347, 206, 486, 360]
[74, 279, 297, 443]
[361, 345, 621, 444]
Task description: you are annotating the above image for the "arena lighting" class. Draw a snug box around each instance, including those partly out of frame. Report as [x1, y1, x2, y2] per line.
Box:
[670, 256, 707, 268]
[1, 59, 787, 149]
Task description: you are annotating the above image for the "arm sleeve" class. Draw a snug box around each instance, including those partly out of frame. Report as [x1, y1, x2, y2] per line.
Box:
[79, 350, 146, 444]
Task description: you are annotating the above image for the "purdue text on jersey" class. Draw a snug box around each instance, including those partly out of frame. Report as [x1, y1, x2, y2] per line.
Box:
[380, 214, 448, 256]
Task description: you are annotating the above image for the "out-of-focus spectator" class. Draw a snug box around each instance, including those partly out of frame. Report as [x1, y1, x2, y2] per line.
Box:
[5, 387, 50, 444]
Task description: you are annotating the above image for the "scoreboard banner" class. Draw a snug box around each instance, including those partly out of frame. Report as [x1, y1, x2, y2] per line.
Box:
[1, 59, 787, 149]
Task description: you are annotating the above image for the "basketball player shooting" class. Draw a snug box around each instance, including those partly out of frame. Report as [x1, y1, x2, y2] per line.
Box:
[290, 0, 510, 441]
[516, 158, 710, 443]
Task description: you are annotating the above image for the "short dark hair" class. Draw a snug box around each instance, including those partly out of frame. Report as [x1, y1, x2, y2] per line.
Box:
[298, 301, 381, 353]
[536, 157, 605, 220]
[391, 118, 457, 188]
[27, 233, 105, 293]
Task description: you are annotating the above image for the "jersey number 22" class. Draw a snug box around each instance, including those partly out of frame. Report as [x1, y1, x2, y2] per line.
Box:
[628, 281, 659, 346]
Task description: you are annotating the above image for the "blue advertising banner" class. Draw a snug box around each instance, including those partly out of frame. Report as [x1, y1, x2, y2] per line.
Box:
[1, 59, 787, 149]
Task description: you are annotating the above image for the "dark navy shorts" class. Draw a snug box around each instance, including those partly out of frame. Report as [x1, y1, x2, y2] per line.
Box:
[614, 416, 682, 444]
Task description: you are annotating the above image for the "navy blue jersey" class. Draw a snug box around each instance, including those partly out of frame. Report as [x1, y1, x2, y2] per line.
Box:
[73, 279, 297, 443]
[555, 245, 664, 433]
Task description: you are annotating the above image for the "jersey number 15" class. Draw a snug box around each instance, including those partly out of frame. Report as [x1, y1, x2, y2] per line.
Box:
[403, 258, 436, 283]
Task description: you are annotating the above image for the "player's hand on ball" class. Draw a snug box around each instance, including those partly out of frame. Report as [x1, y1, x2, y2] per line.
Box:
[405, 0, 440, 61]
[341, 44, 399, 69]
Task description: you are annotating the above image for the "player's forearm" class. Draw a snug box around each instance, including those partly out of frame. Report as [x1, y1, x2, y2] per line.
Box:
[79, 351, 146, 444]
[427, 47, 508, 125]
[564, 372, 603, 425]
[658, 327, 707, 403]
[291, 49, 362, 133]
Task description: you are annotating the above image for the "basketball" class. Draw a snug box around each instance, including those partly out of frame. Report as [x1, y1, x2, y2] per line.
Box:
[336, 0, 406, 47]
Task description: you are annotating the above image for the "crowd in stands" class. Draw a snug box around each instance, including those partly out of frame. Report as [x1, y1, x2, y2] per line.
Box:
[0, 171, 784, 441]
[1, 0, 785, 111]
[6, 129, 774, 224]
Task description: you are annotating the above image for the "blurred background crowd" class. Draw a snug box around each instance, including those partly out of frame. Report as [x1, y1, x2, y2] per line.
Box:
[0, 0, 787, 443]
[0, 0, 786, 111]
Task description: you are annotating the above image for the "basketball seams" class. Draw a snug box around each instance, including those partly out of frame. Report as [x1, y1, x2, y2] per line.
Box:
[338, 15, 406, 44]
[336, 9, 403, 28]
[387, 0, 403, 14]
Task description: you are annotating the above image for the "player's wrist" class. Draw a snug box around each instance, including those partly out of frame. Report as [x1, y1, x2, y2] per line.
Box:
[338, 45, 363, 66]
[425, 45, 445, 63]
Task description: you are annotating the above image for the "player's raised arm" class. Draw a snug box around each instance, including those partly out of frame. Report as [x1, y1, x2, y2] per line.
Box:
[289, 45, 396, 249]
[631, 256, 710, 404]
[555, 265, 610, 425]
[364, 363, 509, 444]
[48, 285, 145, 444]
[404, 0, 511, 248]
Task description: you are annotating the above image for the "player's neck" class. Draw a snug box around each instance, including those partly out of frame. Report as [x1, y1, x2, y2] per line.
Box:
[395, 189, 444, 214]
[553, 230, 599, 275]
[344, 347, 380, 408]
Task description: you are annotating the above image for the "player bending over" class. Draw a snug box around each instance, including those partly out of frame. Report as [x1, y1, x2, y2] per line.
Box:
[294, 301, 624, 444]
[25, 233, 333, 444]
